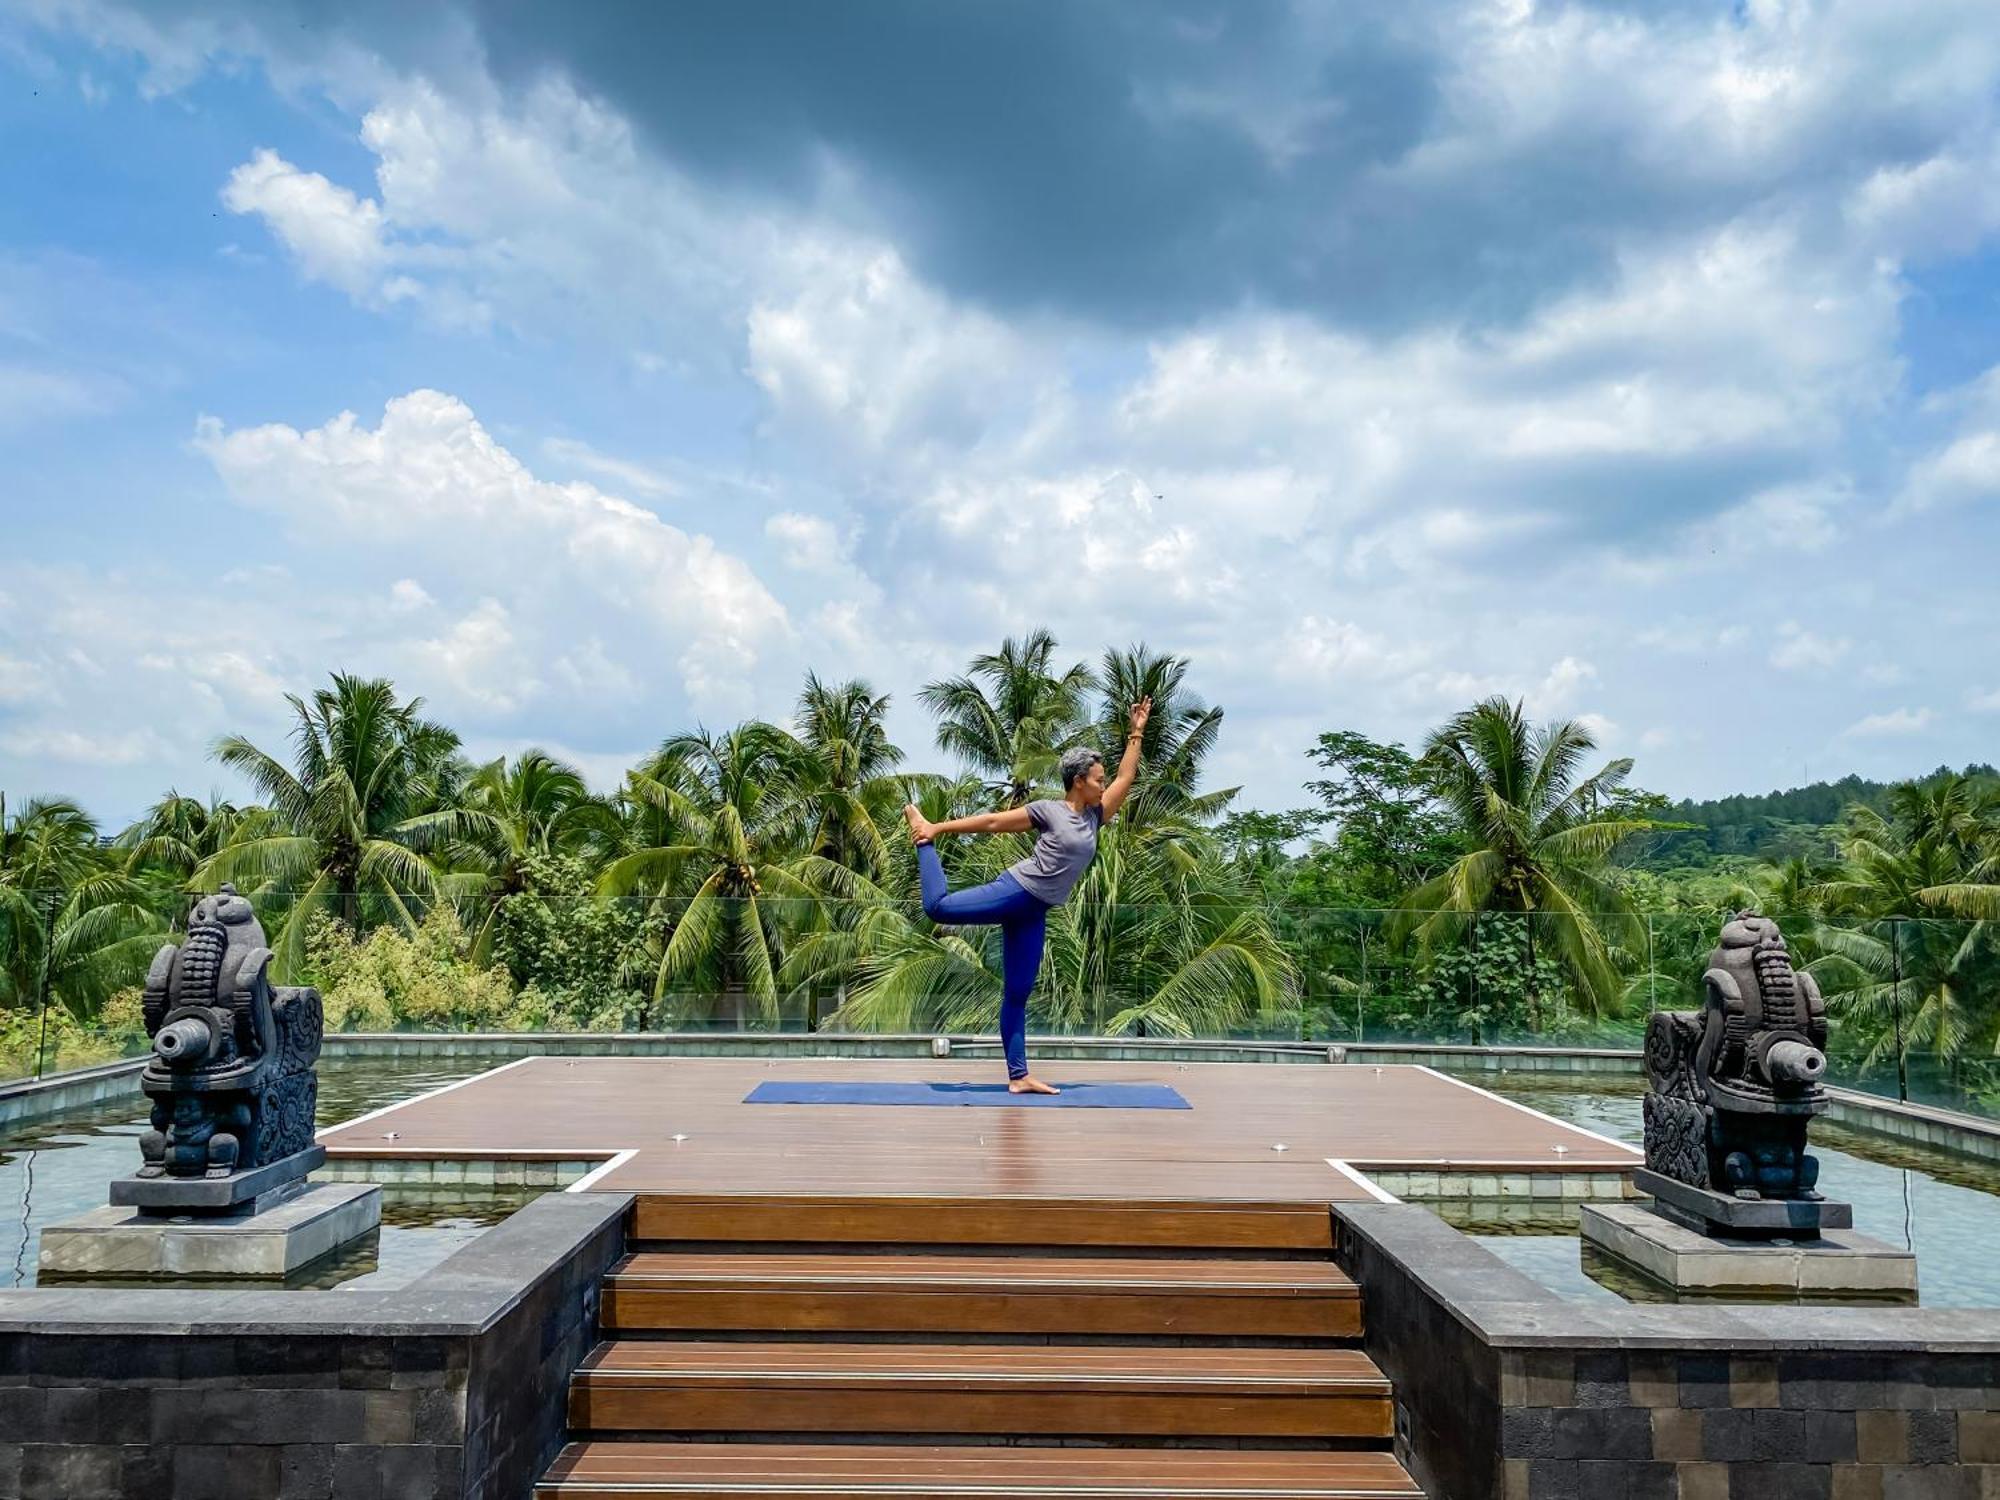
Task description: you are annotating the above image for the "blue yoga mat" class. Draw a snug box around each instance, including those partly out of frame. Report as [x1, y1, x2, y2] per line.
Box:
[743, 1080, 1191, 1110]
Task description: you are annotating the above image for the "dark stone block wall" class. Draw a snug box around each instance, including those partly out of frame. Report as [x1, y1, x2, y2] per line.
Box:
[1496, 1347, 2000, 1499]
[0, 1192, 628, 1500]
[1336, 1204, 2000, 1500]
[1335, 1204, 1507, 1498]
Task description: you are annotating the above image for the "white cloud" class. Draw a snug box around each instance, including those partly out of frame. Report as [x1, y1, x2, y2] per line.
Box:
[1575, 712, 1620, 745]
[1275, 616, 1415, 685]
[1690, 480, 1846, 556]
[1770, 623, 1851, 673]
[221, 148, 412, 304]
[543, 437, 679, 498]
[1896, 428, 2000, 513]
[192, 389, 790, 713]
[17, 0, 2000, 816]
[747, 244, 1054, 465]
[765, 512, 851, 572]
[0, 725, 167, 767]
[1635, 622, 1749, 656]
[1967, 687, 2000, 713]
[416, 598, 537, 713]
[1412, 657, 1605, 721]
[1531, 657, 1599, 714]
[387, 578, 434, 613]
[0, 363, 117, 427]
[553, 638, 637, 698]
[1842, 707, 1936, 738]
[1848, 139, 2000, 263]
[351, 76, 781, 342]
[0, 653, 50, 706]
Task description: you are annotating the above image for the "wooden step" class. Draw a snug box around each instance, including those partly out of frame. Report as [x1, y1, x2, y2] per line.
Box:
[568, 1341, 1393, 1440]
[537, 1442, 1421, 1498]
[632, 1195, 1333, 1251]
[603, 1253, 1362, 1339]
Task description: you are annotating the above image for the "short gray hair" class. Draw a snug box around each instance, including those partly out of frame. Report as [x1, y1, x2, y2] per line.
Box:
[1058, 745, 1104, 790]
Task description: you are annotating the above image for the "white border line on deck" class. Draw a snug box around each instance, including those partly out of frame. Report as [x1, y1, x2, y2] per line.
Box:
[1337, 1157, 1631, 1169]
[565, 1149, 638, 1193]
[1413, 1064, 1641, 1156]
[1325, 1158, 1400, 1203]
[316, 1054, 539, 1141]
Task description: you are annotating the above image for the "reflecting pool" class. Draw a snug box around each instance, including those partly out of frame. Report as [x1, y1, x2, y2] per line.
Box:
[1, 1055, 534, 1290]
[1470, 1074, 2000, 1307]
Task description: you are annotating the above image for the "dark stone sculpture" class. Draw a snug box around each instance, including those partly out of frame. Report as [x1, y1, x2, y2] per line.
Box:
[112, 885, 325, 1211]
[1638, 910, 1851, 1236]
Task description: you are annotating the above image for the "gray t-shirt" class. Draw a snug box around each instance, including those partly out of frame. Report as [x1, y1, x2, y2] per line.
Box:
[1007, 799, 1104, 907]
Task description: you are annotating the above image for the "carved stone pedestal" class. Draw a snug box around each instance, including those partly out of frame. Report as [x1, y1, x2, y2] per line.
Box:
[1634, 1166, 1852, 1238]
[38, 1181, 381, 1280]
[110, 1144, 328, 1214]
[1580, 1201, 1916, 1300]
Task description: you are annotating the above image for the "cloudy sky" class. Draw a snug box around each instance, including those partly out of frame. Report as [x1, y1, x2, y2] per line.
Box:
[5, 0, 2000, 824]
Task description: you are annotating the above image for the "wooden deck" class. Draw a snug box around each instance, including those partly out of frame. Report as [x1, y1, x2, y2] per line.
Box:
[498, 1059, 1475, 1498]
[601, 1252, 1365, 1337]
[317, 1056, 1636, 1204]
[538, 1443, 1425, 1498]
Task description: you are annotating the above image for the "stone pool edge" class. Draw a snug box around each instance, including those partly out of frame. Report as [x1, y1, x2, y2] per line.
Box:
[0, 1189, 631, 1497]
[1337, 1201, 2000, 1500]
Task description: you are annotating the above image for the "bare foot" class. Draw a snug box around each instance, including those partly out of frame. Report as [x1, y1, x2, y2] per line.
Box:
[903, 803, 936, 844]
[1009, 1075, 1061, 1096]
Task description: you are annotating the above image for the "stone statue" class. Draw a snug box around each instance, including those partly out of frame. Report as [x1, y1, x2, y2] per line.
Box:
[40, 886, 378, 1276]
[132, 885, 323, 1187]
[1639, 910, 1848, 1234]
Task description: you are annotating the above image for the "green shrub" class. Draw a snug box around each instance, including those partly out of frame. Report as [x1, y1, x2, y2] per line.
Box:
[301, 907, 520, 1032]
[0, 986, 149, 1078]
[1411, 913, 1573, 1044]
[492, 853, 648, 1019]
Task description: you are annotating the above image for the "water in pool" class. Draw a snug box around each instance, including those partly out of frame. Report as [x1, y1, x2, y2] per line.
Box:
[1471, 1074, 2000, 1307]
[1, 1056, 533, 1290]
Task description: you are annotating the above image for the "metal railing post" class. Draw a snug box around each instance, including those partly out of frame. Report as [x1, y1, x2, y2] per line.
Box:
[32, 889, 58, 1079]
[1357, 923, 1367, 1045]
[1891, 918, 1909, 1105]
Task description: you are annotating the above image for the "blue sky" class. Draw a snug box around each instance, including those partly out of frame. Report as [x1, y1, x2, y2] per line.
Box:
[5, 0, 2000, 825]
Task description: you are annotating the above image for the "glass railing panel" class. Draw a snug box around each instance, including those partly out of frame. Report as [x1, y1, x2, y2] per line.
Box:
[8, 885, 1990, 1118]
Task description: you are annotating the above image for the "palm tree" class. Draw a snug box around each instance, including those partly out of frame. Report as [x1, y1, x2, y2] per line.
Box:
[1393, 697, 1662, 1019]
[599, 722, 832, 1027]
[195, 673, 465, 975]
[1089, 645, 1234, 831]
[117, 791, 264, 888]
[1, 792, 105, 896]
[416, 749, 618, 960]
[919, 630, 1096, 806]
[1048, 841, 1295, 1039]
[1809, 776, 2000, 1079]
[0, 795, 165, 1021]
[1881, 773, 2000, 925]
[791, 674, 913, 878]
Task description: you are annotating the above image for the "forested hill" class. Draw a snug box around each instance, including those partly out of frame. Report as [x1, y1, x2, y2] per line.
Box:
[1635, 765, 1998, 867]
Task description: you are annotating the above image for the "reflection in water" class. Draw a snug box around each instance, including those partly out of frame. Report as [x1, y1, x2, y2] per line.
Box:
[1, 1056, 534, 1290]
[1469, 1074, 2000, 1308]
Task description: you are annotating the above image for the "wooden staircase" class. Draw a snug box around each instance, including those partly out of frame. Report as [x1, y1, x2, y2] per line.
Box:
[537, 1197, 1419, 1499]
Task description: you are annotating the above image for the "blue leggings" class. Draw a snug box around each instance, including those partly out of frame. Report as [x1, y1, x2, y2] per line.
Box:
[917, 843, 1049, 1080]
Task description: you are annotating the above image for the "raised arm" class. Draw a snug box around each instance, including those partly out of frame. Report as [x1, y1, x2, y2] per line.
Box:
[1099, 696, 1152, 824]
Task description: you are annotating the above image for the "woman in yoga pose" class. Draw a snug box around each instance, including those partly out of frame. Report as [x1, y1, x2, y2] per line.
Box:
[903, 697, 1151, 1095]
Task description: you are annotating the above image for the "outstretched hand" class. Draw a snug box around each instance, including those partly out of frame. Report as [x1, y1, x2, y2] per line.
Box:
[1128, 696, 1153, 737]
